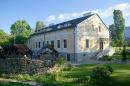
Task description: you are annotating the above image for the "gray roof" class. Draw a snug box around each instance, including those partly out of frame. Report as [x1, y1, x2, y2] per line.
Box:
[31, 14, 94, 36]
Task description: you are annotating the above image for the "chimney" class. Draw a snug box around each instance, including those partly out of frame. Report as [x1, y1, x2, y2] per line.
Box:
[83, 12, 92, 17]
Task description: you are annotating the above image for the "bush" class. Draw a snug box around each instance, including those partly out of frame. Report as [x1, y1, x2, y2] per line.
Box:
[90, 65, 113, 79]
[56, 57, 66, 65]
[105, 64, 114, 73]
[98, 55, 112, 61]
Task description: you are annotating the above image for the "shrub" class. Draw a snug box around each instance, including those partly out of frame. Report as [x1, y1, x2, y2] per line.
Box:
[98, 55, 112, 61]
[90, 65, 113, 79]
[105, 65, 113, 73]
[56, 57, 66, 65]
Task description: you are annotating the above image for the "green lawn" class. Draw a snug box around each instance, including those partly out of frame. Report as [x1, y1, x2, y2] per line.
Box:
[43, 63, 130, 86]
[0, 63, 130, 86]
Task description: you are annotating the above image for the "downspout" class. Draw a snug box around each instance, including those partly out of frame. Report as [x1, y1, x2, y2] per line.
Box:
[74, 27, 76, 63]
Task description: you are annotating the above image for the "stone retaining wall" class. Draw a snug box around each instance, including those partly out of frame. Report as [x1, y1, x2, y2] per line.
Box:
[0, 57, 57, 74]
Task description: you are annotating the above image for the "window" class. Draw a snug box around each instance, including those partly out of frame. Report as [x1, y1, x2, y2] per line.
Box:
[39, 42, 40, 48]
[36, 42, 37, 48]
[83, 54, 86, 56]
[86, 39, 89, 48]
[51, 40, 54, 47]
[47, 41, 49, 45]
[67, 54, 70, 61]
[43, 41, 44, 47]
[64, 40, 67, 48]
[92, 24, 94, 30]
[99, 25, 101, 32]
[57, 40, 60, 48]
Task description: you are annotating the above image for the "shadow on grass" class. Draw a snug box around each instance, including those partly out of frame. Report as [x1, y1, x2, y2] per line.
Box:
[0, 82, 31, 86]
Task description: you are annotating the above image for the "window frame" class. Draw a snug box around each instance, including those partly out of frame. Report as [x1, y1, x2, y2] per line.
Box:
[57, 40, 60, 48]
[63, 39, 67, 48]
[86, 39, 89, 48]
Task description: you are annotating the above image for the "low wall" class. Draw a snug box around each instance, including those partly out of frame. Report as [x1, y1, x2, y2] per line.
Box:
[0, 57, 56, 74]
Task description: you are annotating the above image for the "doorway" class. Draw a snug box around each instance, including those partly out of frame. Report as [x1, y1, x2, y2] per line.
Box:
[100, 41, 104, 50]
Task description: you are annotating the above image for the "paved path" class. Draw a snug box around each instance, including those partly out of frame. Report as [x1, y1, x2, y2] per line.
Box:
[0, 78, 40, 86]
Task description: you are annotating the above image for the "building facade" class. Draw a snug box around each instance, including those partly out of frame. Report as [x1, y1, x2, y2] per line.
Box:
[27, 14, 114, 63]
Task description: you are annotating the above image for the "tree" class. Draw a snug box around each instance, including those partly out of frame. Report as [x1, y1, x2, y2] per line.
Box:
[11, 20, 32, 44]
[0, 29, 13, 46]
[109, 24, 116, 46]
[113, 10, 125, 46]
[35, 21, 45, 31]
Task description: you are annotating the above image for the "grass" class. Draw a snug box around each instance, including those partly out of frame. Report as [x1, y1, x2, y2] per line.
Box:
[33, 63, 130, 86]
[0, 63, 130, 86]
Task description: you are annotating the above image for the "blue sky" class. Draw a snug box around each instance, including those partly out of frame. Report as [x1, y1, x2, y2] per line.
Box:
[0, 0, 130, 33]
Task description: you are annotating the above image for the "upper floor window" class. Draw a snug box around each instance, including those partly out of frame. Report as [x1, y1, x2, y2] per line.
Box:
[36, 42, 37, 48]
[38, 42, 40, 48]
[57, 40, 60, 48]
[92, 24, 94, 31]
[99, 25, 101, 32]
[64, 39, 67, 48]
[86, 39, 89, 48]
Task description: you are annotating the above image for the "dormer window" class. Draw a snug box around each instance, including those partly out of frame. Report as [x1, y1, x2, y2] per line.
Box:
[46, 28, 52, 31]
[57, 25, 62, 29]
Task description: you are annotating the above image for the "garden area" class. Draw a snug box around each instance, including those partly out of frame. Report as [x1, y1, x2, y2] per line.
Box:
[0, 63, 130, 86]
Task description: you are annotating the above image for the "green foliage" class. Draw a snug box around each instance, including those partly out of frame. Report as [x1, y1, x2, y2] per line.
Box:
[90, 65, 113, 79]
[56, 57, 66, 65]
[98, 55, 112, 61]
[35, 21, 45, 31]
[1, 64, 130, 86]
[105, 64, 114, 73]
[0, 29, 13, 46]
[10, 20, 32, 44]
[113, 10, 125, 47]
[122, 45, 127, 62]
[35, 73, 56, 85]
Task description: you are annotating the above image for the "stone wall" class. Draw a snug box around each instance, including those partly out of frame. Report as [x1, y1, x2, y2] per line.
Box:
[0, 57, 57, 74]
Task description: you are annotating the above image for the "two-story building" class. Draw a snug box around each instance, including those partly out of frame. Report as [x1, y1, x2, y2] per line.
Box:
[27, 13, 114, 63]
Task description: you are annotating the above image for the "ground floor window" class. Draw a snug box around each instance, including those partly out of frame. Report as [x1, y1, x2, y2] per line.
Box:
[57, 40, 60, 48]
[86, 39, 89, 48]
[67, 54, 70, 61]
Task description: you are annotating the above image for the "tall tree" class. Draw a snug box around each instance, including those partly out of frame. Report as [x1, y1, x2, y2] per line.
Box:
[11, 20, 32, 44]
[113, 10, 125, 46]
[35, 21, 45, 31]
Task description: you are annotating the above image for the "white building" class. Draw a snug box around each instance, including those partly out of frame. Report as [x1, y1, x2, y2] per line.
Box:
[27, 13, 114, 63]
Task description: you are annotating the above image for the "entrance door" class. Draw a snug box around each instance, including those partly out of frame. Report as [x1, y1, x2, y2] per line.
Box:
[100, 41, 103, 50]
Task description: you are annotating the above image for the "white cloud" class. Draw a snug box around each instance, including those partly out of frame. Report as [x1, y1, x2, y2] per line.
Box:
[46, 15, 56, 22]
[46, 3, 130, 23]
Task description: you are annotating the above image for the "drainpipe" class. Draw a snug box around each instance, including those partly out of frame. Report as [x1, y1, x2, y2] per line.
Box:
[74, 28, 76, 63]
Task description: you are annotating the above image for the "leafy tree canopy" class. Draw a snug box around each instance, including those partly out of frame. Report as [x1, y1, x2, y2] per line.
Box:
[0, 29, 13, 46]
[10, 20, 32, 44]
[35, 21, 45, 31]
[113, 10, 125, 47]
